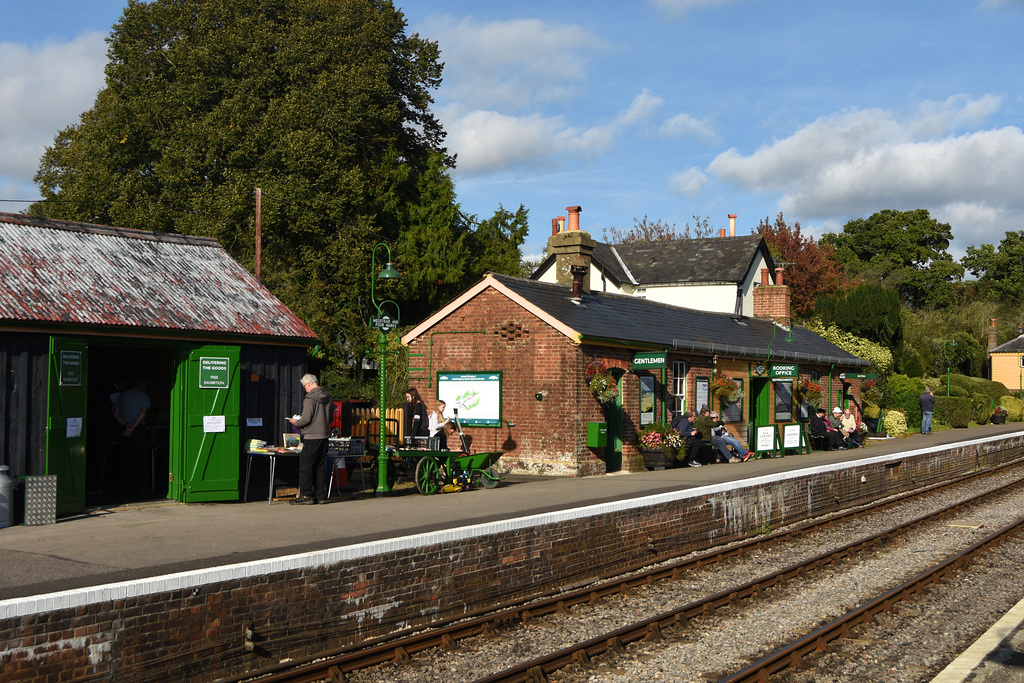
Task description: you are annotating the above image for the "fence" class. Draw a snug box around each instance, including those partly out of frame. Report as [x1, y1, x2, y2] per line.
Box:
[350, 407, 406, 447]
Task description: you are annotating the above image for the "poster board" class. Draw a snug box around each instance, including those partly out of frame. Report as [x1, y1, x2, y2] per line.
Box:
[753, 425, 784, 459]
[437, 372, 503, 427]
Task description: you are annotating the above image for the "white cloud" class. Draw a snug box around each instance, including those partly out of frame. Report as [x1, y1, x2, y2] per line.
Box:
[705, 96, 1024, 249]
[667, 167, 707, 198]
[419, 15, 608, 111]
[659, 112, 717, 143]
[0, 33, 108, 193]
[647, 0, 753, 18]
[443, 90, 662, 175]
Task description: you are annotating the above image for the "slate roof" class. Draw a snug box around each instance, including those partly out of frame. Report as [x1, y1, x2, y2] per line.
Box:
[0, 212, 316, 342]
[991, 335, 1024, 354]
[533, 234, 774, 287]
[492, 273, 868, 367]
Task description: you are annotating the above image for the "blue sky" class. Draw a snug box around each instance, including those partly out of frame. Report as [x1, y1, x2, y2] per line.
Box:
[2, 0, 1023, 262]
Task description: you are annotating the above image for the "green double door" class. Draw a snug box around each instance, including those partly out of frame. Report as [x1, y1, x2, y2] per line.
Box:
[46, 337, 241, 513]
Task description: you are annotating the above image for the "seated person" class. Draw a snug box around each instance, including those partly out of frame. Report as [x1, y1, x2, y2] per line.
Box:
[840, 407, 864, 446]
[673, 409, 709, 467]
[711, 412, 754, 461]
[809, 407, 845, 450]
[696, 405, 738, 463]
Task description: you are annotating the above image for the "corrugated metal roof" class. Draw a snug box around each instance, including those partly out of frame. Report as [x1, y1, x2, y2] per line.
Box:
[0, 212, 316, 341]
[493, 273, 869, 367]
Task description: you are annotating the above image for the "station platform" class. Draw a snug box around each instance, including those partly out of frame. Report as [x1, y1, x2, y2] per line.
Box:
[2, 424, 1021, 602]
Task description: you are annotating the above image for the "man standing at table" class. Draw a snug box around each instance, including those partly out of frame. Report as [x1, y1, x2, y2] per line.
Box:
[288, 374, 334, 505]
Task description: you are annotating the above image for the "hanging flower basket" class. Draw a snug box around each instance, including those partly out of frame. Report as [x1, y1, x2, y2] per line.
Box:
[585, 360, 618, 404]
[797, 378, 822, 407]
[710, 374, 742, 404]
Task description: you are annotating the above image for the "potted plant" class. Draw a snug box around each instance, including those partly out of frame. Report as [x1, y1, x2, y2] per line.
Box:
[636, 422, 677, 469]
[992, 406, 1008, 424]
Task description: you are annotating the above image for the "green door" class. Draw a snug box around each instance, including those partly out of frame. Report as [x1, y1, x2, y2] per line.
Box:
[603, 370, 625, 472]
[173, 345, 241, 502]
[46, 336, 88, 515]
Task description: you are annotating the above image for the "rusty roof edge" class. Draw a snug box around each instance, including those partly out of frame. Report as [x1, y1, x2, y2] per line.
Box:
[0, 212, 221, 247]
[0, 321, 316, 346]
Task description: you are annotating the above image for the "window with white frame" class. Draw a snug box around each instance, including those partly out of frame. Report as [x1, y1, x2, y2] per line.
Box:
[672, 360, 687, 412]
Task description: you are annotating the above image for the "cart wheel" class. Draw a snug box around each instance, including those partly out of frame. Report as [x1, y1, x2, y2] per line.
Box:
[415, 456, 442, 495]
[478, 466, 501, 489]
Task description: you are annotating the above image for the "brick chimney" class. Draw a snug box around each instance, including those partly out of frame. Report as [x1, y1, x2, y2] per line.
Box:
[988, 318, 998, 352]
[546, 205, 594, 294]
[753, 267, 790, 321]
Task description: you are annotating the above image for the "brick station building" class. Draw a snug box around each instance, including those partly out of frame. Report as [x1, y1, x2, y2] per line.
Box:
[402, 223, 870, 477]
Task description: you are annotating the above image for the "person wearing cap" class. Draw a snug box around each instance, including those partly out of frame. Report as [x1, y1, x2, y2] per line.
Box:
[809, 407, 845, 450]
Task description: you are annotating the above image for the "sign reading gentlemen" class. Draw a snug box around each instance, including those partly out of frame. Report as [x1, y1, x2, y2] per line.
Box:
[632, 352, 667, 370]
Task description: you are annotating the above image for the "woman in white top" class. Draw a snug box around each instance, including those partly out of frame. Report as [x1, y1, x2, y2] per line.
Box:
[428, 400, 450, 449]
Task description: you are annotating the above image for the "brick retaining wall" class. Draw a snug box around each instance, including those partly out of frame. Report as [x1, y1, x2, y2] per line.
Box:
[3, 434, 1022, 681]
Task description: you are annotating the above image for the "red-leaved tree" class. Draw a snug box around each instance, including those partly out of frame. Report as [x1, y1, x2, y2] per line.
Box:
[755, 213, 849, 318]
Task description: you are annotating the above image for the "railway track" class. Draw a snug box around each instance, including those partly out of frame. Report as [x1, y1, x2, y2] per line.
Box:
[225, 455, 1024, 683]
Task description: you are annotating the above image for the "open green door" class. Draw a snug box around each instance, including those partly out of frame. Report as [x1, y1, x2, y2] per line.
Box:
[175, 345, 241, 502]
[46, 336, 88, 515]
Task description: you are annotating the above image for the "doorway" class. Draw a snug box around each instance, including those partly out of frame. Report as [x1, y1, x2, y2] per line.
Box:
[85, 342, 178, 506]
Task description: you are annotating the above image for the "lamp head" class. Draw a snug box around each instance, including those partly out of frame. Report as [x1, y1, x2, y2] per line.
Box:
[377, 261, 400, 280]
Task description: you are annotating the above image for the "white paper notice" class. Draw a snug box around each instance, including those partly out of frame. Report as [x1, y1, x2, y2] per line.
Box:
[203, 415, 226, 433]
[66, 417, 83, 438]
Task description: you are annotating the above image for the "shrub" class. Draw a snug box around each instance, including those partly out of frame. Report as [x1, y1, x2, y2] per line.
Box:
[971, 393, 990, 425]
[883, 409, 908, 437]
[1000, 395, 1024, 421]
[862, 402, 880, 419]
[886, 374, 925, 427]
[947, 398, 972, 428]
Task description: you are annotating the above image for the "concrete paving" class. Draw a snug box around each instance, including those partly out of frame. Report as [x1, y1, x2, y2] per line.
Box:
[0, 425, 1020, 601]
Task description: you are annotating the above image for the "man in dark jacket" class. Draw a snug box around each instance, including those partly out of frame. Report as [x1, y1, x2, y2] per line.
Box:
[288, 374, 334, 504]
[674, 409, 709, 466]
[920, 387, 935, 434]
[809, 407, 845, 450]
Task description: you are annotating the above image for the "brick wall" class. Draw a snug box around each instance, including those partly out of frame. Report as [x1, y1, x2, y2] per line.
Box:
[3, 435, 1020, 681]
[3, 434, 1021, 681]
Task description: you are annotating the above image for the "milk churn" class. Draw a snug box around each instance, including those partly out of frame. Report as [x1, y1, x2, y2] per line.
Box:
[0, 465, 13, 529]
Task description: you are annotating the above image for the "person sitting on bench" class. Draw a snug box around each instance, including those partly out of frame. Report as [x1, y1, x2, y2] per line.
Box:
[809, 407, 845, 450]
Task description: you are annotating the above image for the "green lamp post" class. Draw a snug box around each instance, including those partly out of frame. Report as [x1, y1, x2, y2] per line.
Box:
[943, 334, 957, 397]
[370, 243, 400, 497]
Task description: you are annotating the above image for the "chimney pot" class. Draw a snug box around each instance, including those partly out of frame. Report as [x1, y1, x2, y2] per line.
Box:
[760, 268, 769, 286]
[551, 218, 559, 236]
[566, 206, 582, 231]
[775, 267, 784, 286]
[719, 228, 726, 238]
[728, 214, 737, 237]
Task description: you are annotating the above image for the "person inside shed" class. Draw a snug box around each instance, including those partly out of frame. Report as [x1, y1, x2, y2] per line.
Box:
[288, 374, 334, 505]
[403, 387, 429, 446]
[809, 407, 845, 450]
[113, 378, 152, 500]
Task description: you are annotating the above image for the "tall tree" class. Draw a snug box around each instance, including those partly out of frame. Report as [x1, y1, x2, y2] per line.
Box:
[604, 215, 714, 244]
[29, 0, 520, 396]
[962, 231, 1024, 305]
[815, 282, 903, 350]
[821, 209, 964, 309]
[755, 213, 847, 319]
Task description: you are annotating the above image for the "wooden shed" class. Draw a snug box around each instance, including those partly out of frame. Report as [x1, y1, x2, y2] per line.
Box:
[0, 213, 317, 514]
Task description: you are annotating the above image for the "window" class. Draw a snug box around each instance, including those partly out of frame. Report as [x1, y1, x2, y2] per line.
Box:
[722, 378, 743, 422]
[672, 361, 687, 412]
[774, 381, 793, 422]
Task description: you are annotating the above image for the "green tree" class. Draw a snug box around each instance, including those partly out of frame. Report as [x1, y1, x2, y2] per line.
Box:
[28, 0, 527, 397]
[821, 209, 964, 309]
[755, 213, 847, 319]
[815, 282, 902, 349]
[962, 231, 1024, 304]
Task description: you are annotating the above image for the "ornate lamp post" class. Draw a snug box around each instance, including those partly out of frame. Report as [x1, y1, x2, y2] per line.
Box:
[370, 243, 400, 497]
[943, 334, 957, 397]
